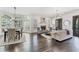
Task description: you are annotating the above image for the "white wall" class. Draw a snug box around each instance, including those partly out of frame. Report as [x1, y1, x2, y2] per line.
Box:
[36, 16, 52, 30]
[52, 9, 79, 36]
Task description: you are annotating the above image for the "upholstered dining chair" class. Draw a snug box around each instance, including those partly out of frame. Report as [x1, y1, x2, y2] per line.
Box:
[7, 29, 16, 42]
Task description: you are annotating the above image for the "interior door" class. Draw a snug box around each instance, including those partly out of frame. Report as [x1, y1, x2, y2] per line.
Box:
[55, 18, 62, 30]
[73, 16, 79, 37]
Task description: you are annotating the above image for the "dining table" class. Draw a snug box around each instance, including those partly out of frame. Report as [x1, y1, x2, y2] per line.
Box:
[3, 28, 21, 42]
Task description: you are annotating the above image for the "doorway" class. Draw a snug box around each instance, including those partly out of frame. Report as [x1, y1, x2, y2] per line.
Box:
[73, 16, 79, 37]
[55, 18, 62, 30]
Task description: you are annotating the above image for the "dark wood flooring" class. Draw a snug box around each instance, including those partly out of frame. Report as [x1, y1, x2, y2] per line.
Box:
[0, 33, 79, 52]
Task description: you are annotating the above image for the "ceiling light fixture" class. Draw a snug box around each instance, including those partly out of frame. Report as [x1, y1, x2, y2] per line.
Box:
[13, 7, 16, 20]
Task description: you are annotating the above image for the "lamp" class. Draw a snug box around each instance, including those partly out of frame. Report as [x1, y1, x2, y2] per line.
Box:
[13, 7, 17, 28]
[13, 7, 16, 20]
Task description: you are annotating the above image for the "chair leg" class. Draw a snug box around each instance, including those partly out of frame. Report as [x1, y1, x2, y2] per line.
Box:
[4, 32, 6, 42]
[18, 31, 20, 40]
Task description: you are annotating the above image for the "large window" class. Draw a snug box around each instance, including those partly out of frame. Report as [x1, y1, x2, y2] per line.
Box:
[23, 16, 37, 33]
[1, 15, 12, 28]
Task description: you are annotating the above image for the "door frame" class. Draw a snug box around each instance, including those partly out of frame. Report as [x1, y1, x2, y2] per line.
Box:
[73, 15, 79, 36]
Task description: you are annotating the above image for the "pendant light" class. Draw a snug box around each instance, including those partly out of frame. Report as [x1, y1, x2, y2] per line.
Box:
[13, 7, 17, 28]
[14, 7, 16, 20]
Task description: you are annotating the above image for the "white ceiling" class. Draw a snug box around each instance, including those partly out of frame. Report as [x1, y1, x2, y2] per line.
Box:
[0, 7, 79, 17]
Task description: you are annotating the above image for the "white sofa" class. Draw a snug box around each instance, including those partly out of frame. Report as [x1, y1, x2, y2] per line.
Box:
[41, 29, 73, 41]
[50, 30, 73, 41]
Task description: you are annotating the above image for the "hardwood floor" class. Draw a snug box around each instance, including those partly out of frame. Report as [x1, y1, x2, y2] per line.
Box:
[0, 33, 79, 52]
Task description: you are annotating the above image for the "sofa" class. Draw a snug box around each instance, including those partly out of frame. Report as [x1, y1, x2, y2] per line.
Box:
[41, 29, 73, 41]
[50, 29, 73, 41]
